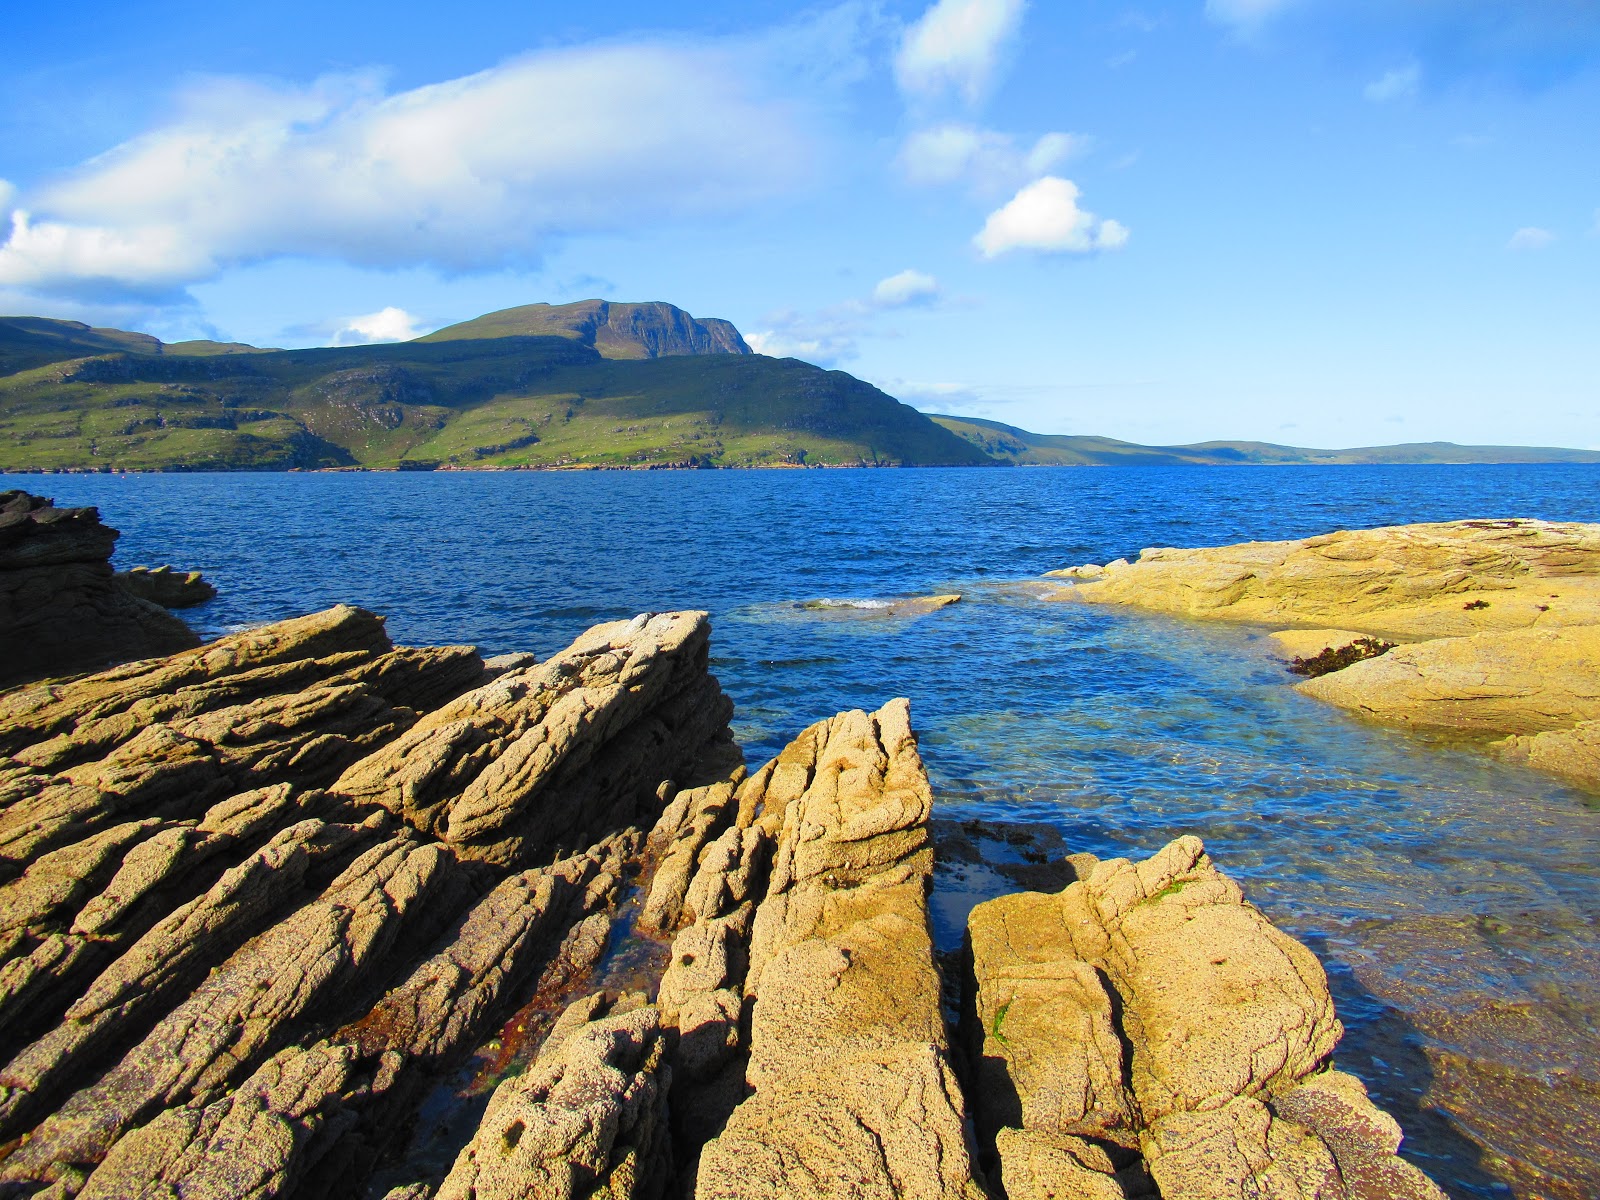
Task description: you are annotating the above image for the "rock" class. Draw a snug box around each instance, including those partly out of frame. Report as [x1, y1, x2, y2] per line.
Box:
[113, 565, 217, 609]
[0, 491, 198, 689]
[798, 593, 962, 618]
[696, 699, 987, 1200]
[1494, 718, 1600, 790]
[435, 995, 671, 1200]
[639, 743, 747, 933]
[0, 831, 448, 1187]
[1265, 628, 1374, 661]
[1070, 518, 1600, 640]
[1042, 564, 1107, 580]
[331, 611, 734, 865]
[964, 835, 1444, 1200]
[1297, 624, 1600, 734]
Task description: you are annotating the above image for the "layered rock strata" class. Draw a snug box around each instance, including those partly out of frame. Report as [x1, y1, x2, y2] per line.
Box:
[0, 491, 199, 689]
[0, 605, 738, 1197]
[112, 565, 217, 609]
[0, 606, 1442, 1200]
[1059, 518, 1600, 791]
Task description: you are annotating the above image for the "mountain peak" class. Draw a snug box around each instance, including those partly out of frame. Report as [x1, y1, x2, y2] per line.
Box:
[418, 299, 751, 360]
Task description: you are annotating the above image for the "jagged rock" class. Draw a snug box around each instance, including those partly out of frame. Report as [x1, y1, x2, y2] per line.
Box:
[0, 604, 392, 753]
[0, 829, 446, 1188]
[0, 491, 198, 688]
[1068, 519, 1600, 640]
[697, 699, 987, 1200]
[965, 836, 1444, 1200]
[65, 833, 641, 1200]
[639, 743, 747, 933]
[0, 806, 371, 1140]
[333, 611, 733, 865]
[113, 565, 217, 609]
[1297, 624, 1600, 735]
[1494, 718, 1600, 790]
[436, 994, 671, 1200]
[995, 1128, 1154, 1200]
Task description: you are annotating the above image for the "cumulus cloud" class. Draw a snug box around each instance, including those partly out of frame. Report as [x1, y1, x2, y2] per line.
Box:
[871, 269, 941, 308]
[899, 124, 1089, 191]
[973, 177, 1128, 258]
[1507, 226, 1555, 251]
[331, 307, 429, 346]
[0, 43, 813, 299]
[895, 0, 1027, 105]
[1364, 62, 1421, 101]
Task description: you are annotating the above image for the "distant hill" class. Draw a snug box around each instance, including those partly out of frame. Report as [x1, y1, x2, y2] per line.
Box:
[0, 303, 987, 471]
[931, 414, 1600, 467]
[418, 300, 751, 359]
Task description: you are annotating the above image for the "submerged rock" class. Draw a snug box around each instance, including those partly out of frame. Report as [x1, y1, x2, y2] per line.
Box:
[0, 491, 199, 689]
[1062, 518, 1600, 792]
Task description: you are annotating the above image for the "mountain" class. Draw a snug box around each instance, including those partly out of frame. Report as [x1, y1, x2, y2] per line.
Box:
[931, 414, 1600, 467]
[418, 300, 751, 359]
[0, 303, 988, 471]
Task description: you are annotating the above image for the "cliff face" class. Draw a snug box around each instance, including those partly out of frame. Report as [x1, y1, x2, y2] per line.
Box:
[0, 491, 199, 688]
[420, 299, 753, 359]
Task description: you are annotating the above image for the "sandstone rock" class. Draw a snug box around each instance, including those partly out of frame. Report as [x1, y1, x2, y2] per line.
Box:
[1297, 624, 1600, 735]
[1494, 718, 1600, 791]
[332, 611, 733, 865]
[965, 836, 1444, 1200]
[436, 995, 670, 1200]
[1070, 518, 1600, 640]
[0, 830, 447, 1187]
[697, 699, 987, 1200]
[113, 565, 217, 609]
[799, 593, 962, 618]
[639, 744, 747, 933]
[0, 491, 198, 689]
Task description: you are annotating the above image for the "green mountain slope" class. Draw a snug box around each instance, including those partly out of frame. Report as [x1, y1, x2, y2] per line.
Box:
[0, 304, 989, 471]
[931, 414, 1600, 467]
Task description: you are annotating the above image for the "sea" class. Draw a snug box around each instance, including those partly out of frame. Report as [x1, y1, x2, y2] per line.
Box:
[7, 464, 1598, 1199]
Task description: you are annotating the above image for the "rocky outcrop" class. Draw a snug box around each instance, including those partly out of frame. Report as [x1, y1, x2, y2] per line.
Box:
[0, 491, 199, 688]
[695, 699, 988, 1200]
[964, 836, 1445, 1200]
[113, 565, 217, 609]
[1066, 519, 1600, 640]
[0, 604, 1442, 1199]
[1059, 518, 1600, 791]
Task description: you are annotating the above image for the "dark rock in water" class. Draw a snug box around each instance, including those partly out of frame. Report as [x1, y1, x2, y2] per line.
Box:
[113, 565, 217, 609]
[0, 605, 1445, 1200]
[0, 490, 199, 688]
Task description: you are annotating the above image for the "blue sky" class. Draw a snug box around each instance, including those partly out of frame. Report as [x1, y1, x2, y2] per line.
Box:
[3, 0, 1597, 448]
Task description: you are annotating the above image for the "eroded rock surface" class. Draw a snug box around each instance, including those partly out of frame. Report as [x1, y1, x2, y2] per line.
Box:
[113, 565, 217, 609]
[0, 490, 199, 689]
[964, 836, 1446, 1200]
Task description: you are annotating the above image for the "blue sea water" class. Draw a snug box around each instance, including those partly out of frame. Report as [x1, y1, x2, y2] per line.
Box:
[8, 464, 1599, 1198]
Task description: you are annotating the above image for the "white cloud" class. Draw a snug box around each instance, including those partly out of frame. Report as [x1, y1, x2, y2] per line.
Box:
[0, 43, 813, 299]
[872, 269, 941, 308]
[974, 177, 1128, 258]
[331, 306, 428, 346]
[745, 311, 862, 364]
[1204, 0, 1295, 32]
[1364, 63, 1420, 102]
[1507, 226, 1556, 251]
[899, 124, 1088, 191]
[895, 0, 1027, 105]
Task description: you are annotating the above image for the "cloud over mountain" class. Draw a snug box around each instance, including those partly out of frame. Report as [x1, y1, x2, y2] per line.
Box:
[0, 44, 814, 299]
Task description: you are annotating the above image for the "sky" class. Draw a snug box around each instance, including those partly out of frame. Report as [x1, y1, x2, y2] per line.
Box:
[2, 0, 1598, 449]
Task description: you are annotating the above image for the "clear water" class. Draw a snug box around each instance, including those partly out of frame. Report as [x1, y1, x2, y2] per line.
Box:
[8, 465, 1598, 1199]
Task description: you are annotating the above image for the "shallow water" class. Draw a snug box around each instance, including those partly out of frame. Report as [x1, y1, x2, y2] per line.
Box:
[9, 465, 1599, 1198]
